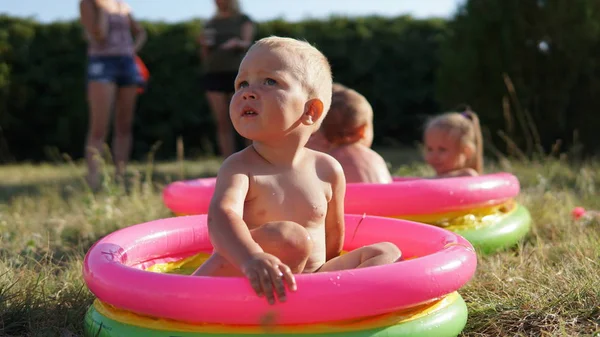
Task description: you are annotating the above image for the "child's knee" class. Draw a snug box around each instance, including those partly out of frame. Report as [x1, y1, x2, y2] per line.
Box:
[370, 242, 402, 261]
[257, 221, 313, 260]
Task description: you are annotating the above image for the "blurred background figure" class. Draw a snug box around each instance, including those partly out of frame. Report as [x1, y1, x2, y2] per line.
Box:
[79, 0, 147, 189]
[306, 83, 374, 152]
[198, 0, 255, 158]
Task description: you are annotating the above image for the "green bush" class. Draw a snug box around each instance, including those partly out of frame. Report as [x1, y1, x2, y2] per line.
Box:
[436, 0, 600, 157]
[4, 3, 600, 163]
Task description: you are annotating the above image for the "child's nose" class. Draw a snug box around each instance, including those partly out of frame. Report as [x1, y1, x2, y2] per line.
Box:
[242, 90, 257, 100]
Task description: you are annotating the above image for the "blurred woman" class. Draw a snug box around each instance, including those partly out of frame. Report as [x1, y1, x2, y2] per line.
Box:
[79, 0, 146, 189]
[198, 0, 255, 157]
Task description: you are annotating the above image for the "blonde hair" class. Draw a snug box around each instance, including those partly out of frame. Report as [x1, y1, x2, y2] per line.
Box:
[249, 36, 333, 127]
[321, 88, 373, 145]
[425, 107, 484, 174]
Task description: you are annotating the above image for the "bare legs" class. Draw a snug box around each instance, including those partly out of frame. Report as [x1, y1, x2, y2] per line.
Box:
[85, 82, 137, 189]
[193, 222, 401, 277]
[193, 221, 313, 277]
[85, 81, 115, 189]
[318, 242, 402, 272]
[112, 86, 137, 182]
[205, 91, 235, 158]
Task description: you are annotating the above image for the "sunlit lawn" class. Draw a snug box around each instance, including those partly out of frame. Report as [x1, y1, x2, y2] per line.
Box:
[0, 148, 598, 336]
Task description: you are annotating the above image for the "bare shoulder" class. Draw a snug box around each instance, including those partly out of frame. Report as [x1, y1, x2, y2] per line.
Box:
[449, 167, 479, 177]
[365, 147, 385, 160]
[375, 151, 391, 170]
[216, 148, 256, 177]
[308, 149, 344, 184]
[118, 0, 132, 14]
[210, 149, 255, 208]
[461, 168, 480, 177]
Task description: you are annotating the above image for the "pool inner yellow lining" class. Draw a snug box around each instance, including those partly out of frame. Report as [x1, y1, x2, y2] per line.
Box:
[395, 200, 516, 230]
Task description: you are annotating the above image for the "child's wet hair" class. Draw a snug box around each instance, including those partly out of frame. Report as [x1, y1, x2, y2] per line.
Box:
[424, 106, 484, 174]
[321, 88, 373, 145]
[249, 36, 333, 126]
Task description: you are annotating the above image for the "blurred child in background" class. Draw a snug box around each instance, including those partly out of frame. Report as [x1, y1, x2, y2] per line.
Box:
[423, 107, 483, 177]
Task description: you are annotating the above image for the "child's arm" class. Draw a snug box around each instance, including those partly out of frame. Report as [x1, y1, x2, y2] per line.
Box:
[208, 157, 296, 302]
[324, 160, 346, 261]
[238, 20, 255, 49]
[196, 33, 209, 61]
[128, 13, 147, 53]
[208, 159, 263, 269]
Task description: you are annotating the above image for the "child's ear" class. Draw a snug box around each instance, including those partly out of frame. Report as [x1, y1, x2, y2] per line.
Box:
[356, 124, 367, 139]
[302, 99, 324, 125]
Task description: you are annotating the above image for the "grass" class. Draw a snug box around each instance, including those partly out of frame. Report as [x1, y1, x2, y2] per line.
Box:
[0, 148, 599, 336]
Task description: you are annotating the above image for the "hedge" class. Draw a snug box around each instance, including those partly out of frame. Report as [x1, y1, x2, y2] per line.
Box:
[0, 15, 445, 161]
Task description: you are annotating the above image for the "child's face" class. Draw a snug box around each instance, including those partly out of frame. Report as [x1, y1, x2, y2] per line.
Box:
[230, 46, 311, 142]
[424, 127, 469, 176]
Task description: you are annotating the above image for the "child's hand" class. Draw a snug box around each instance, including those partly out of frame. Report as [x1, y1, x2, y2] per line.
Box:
[241, 252, 297, 305]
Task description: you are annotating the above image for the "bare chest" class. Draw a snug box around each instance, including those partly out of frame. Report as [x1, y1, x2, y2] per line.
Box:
[244, 173, 330, 228]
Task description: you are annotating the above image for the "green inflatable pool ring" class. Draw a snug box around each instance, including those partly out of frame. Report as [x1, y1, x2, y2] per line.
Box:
[397, 201, 531, 254]
[84, 292, 468, 337]
[451, 203, 531, 254]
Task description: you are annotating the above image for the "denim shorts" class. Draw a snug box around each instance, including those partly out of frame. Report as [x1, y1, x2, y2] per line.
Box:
[87, 55, 143, 87]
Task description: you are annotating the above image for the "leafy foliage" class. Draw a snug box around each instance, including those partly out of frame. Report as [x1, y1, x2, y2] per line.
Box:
[0, 15, 445, 161]
[436, 0, 600, 157]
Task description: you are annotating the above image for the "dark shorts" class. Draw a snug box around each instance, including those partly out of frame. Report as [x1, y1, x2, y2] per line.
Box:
[203, 71, 238, 93]
[87, 55, 143, 87]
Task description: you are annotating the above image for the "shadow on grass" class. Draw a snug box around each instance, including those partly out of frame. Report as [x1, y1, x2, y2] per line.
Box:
[0, 168, 219, 206]
[0, 177, 86, 205]
[0, 148, 416, 206]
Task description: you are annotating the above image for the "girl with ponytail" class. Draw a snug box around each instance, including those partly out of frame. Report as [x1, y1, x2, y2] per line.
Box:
[423, 106, 484, 177]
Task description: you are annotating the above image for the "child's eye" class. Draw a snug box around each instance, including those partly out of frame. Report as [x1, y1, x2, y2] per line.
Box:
[264, 78, 277, 86]
[237, 81, 249, 89]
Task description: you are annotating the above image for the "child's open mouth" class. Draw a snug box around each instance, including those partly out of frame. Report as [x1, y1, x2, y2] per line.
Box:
[241, 107, 258, 117]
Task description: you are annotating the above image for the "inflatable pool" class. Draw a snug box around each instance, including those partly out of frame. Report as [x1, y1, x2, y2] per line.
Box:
[162, 173, 531, 253]
[83, 214, 477, 336]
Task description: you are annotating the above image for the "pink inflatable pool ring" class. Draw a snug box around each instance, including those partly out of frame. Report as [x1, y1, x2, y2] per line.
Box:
[162, 173, 530, 254]
[163, 177, 217, 216]
[163, 173, 518, 216]
[83, 214, 476, 336]
[346, 173, 519, 215]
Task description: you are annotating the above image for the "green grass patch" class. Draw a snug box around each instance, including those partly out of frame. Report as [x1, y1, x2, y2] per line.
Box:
[0, 151, 599, 336]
